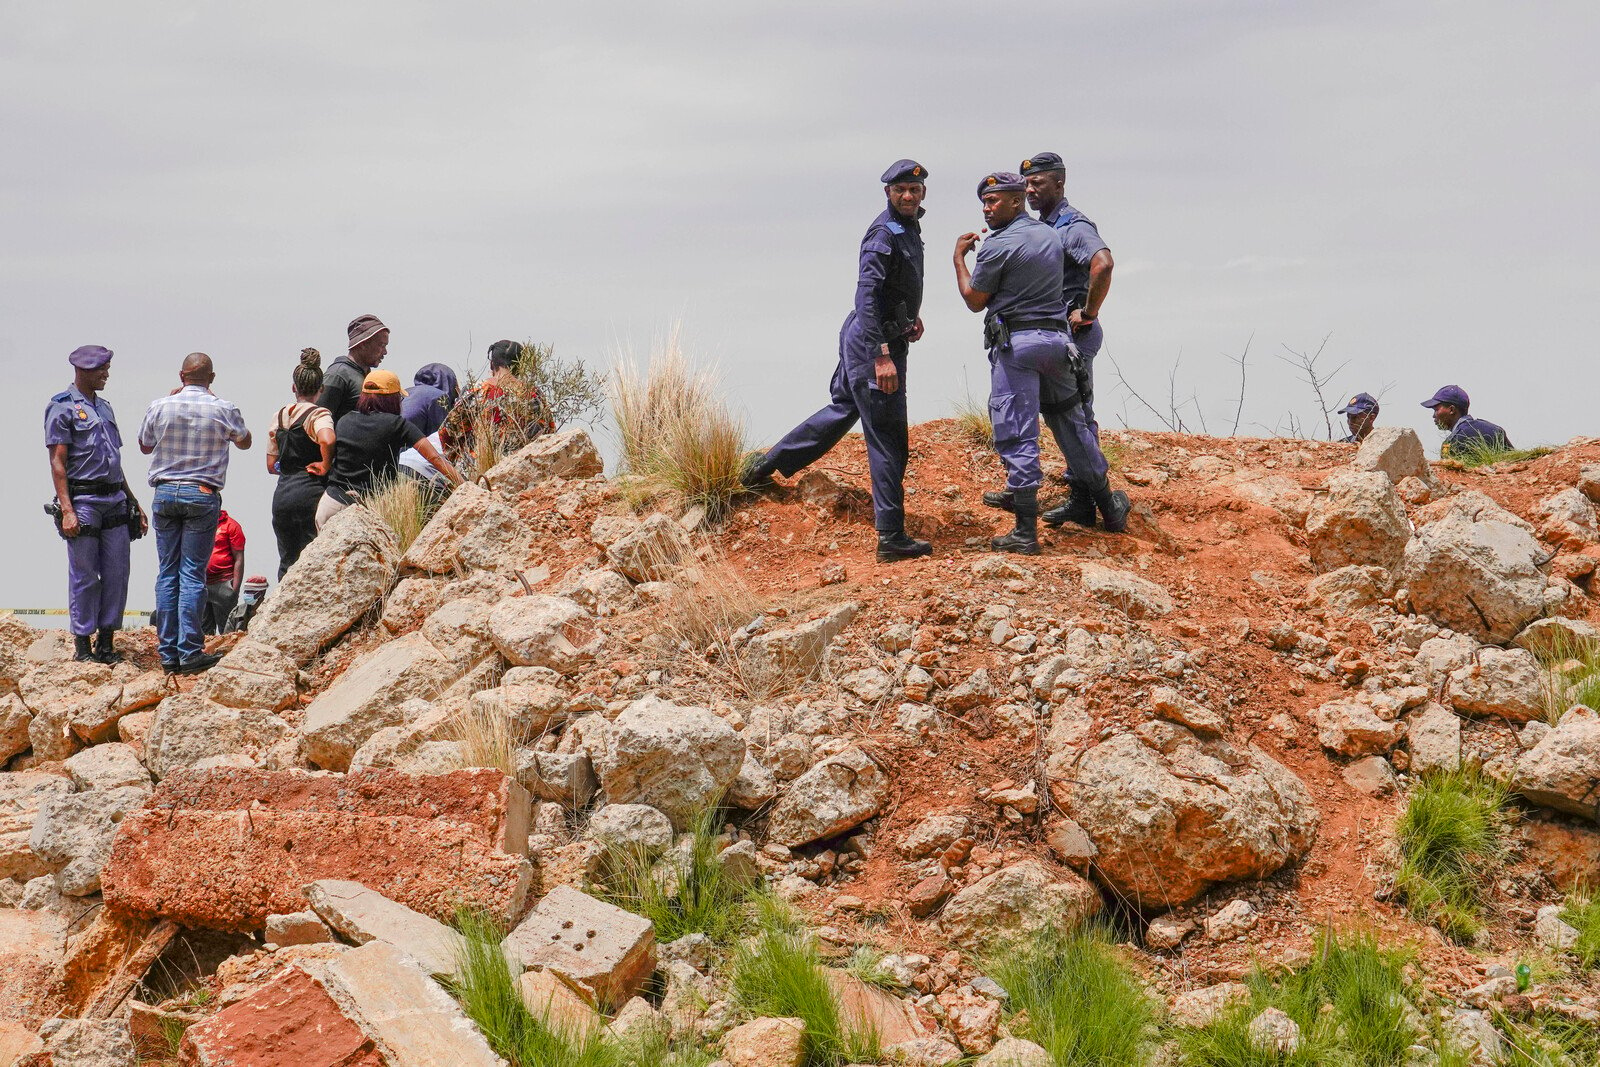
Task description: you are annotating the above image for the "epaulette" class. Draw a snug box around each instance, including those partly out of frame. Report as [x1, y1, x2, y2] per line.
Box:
[885, 220, 906, 235]
[50, 391, 72, 403]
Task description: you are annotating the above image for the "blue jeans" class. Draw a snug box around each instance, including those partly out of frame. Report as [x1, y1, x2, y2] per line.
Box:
[153, 483, 221, 664]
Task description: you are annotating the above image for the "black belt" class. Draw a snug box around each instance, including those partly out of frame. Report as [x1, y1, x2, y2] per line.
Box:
[1006, 318, 1070, 333]
[67, 479, 124, 495]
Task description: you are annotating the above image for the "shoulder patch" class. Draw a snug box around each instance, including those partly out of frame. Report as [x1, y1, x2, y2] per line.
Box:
[885, 220, 906, 235]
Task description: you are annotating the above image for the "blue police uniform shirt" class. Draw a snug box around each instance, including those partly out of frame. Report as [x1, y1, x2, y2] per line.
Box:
[44, 386, 126, 484]
[1042, 201, 1109, 307]
[1444, 416, 1512, 454]
[970, 215, 1068, 323]
[853, 207, 924, 349]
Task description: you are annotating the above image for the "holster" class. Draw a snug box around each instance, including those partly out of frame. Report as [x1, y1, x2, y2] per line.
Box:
[983, 314, 1010, 351]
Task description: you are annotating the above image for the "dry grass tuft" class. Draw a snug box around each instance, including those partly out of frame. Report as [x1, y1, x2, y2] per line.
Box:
[612, 332, 748, 516]
[952, 392, 995, 449]
[363, 474, 432, 553]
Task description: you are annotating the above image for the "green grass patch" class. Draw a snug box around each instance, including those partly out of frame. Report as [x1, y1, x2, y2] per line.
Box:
[985, 924, 1156, 1067]
[1175, 929, 1422, 1067]
[1495, 1010, 1600, 1067]
[593, 804, 757, 945]
[1394, 767, 1509, 942]
[1559, 884, 1600, 969]
[842, 945, 901, 991]
[1441, 438, 1555, 469]
[731, 899, 879, 1067]
[1526, 628, 1600, 726]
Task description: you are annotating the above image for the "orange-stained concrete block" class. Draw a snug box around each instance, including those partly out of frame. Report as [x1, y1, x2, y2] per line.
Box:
[179, 965, 384, 1067]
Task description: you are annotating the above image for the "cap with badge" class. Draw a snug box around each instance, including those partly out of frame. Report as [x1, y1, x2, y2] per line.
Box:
[1019, 152, 1065, 176]
[347, 314, 388, 350]
[68, 345, 113, 370]
[361, 369, 407, 396]
[880, 159, 928, 185]
[1337, 392, 1379, 416]
[1421, 385, 1470, 411]
[976, 172, 1026, 197]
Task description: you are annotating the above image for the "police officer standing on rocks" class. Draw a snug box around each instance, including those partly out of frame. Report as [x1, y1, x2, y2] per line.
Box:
[44, 345, 146, 662]
[955, 173, 1127, 555]
[1019, 151, 1116, 528]
[742, 160, 933, 563]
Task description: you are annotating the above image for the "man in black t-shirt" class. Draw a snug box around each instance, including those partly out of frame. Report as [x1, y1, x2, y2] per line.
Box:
[319, 314, 390, 421]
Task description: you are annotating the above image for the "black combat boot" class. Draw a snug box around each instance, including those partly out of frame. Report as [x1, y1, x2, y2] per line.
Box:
[991, 490, 1041, 555]
[1042, 482, 1098, 528]
[94, 627, 123, 665]
[981, 489, 1015, 512]
[1095, 487, 1131, 534]
[73, 634, 96, 662]
[877, 530, 932, 563]
[738, 454, 778, 491]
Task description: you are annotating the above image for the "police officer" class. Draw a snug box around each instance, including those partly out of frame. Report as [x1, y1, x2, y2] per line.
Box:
[742, 160, 933, 563]
[955, 173, 1128, 554]
[44, 346, 146, 663]
[1422, 385, 1512, 456]
[1020, 151, 1115, 528]
[1337, 393, 1380, 443]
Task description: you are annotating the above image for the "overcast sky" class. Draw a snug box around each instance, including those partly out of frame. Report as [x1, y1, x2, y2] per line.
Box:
[4, 0, 1596, 615]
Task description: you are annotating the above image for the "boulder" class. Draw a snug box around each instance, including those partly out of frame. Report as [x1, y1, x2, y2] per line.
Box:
[418, 597, 500, 671]
[62, 743, 149, 792]
[248, 505, 400, 664]
[563, 568, 638, 617]
[1400, 514, 1551, 643]
[1204, 898, 1259, 940]
[1405, 703, 1462, 774]
[741, 603, 859, 684]
[1248, 1007, 1302, 1054]
[1352, 426, 1432, 483]
[195, 639, 299, 713]
[726, 751, 779, 809]
[103, 768, 532, 930]
[1305, 565, 1392, 614]
[0, 692, 31, 762]
[596, 696, 744, 830]
[484, 428, 604, 494]
[1305, 470, 1411, 572]
[1415, 490, 1535, 534]
[1449, 646, 1545, 722]
[1, 772, 73, 881]
[1514, 616, 1600, 659]
[503, 885, 656, 1009]
[1078, 562, 1174, 618]
[1170, 982, 1250, 1029]
[1514, 706, 1600, 819]
[401, 482, 536, 575]
[1414, 633, 1481, 681]
[586, 803, 674, 857]
[606, 513, 693, 583]
[1052, 725, 1319, 909]
[488, 595, 601, 671]
[939, 860, 1101, 948]
[899, 813, 972, 859]
[1313, 696, 1403, 755]
[1151, 686, 1226, 737]
[31, 1019, 136, 1065]
[300, 633, 462, 771]
[1535, 488, 1600, 548]
[765, 745, 890, 848]
[515, 748, 598, 806]
[143, 692, 291, 780]
[30, 785, 150, 895]
[19, 660, 114, 760]
[977, 1038, 1053, 1067]
[1342, 756, 1398, 795]
[825, 970, 928, 1044]
[518, 968, 603, 1038]
[179, 963, 377, 1067]
[1536, 905, 1581, 950]
[723, 1016, 806, 1067]
[266, 910, 333, 947]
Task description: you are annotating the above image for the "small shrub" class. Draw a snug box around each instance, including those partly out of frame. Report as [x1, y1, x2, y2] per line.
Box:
[363, 473, 436, 553]
[595, 803, 756, 945]
[1394, 767, 1509, 941]
[1560, 884, 1600, 969]
[1441, 438, 1555, 469]
[731, 899, 879, 1067]
[515, 340, 608, 431]
[451, 910, 617, 1067]
[612, 333, 748, 515]
[985, 924, 1156, 1067]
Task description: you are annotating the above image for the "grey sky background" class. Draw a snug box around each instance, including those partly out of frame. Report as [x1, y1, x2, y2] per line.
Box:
[3, 0, 1596, 615]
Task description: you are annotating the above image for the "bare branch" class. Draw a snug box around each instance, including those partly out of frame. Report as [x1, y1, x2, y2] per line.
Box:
[1226, 333, 1254, 436]
[1276, 333, 1345, 439]
[1106, 352, 1178, 432]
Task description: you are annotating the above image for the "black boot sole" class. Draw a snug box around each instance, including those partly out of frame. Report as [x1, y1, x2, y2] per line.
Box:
[990, 536, 1041, 555]
[981, 491, 1016, 512]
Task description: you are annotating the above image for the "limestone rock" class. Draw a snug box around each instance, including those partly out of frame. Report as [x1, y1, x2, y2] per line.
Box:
[1352, 426, 1432, 484]
[826, 969, 928, 1044]
[419, 596, 499, 671]
[1052, 726, 1319, 909]
[886, 1037, 965, 1066]
[503, 885, 656, 1009]
[1535, 488, 1600, 548]
[596, 696, 744, 830]
[305, 878, 468, 980]
[1306, 565, 1392, 614]
[489, 595, 601, 671]
[1145, 914, 1196, 951]
[586, 803, 673, 856]
[1170, 982, 1250, 1028]
[723, 1016, 806, 1067]
[1151, 686, 1226, 737]
[1448, 647, 1545, 722]
[742, 603, 859, 684]
[266, 910, 333, 947]
[1204, 899, 1258, 940]
[402, 482, 536, 574]
[1343, 755, 1398, 795]
[248, 504, 400, 664]
[0, 692, 31, 762]
[1, 772, 72, 881]
[144, 692, 291, 780]
[607, 513, 693, 582]
[1306, 470, 1411, 572]
[64, 742, 150, 791]
[1514, 617, 1600, 659]
[1078, 562, 1174, 618]
[196, 639, 298, 712]
[33, 1018, 136, 1066]
[1415, 490, 1534, 534]
[564, 568, 638, 617]
[898, 814, 971, 859]
[30, 784, 149, 896]
[765, 745, 890, 848]
[1248, 1007, 1301, 1054]
[1399, 514, 1550, 643]
[939, 861, 1101, 948]
[517, 968, 603, 1038]
[1535, 904, 1581, 950]
[1515, 706, 1600, 818]
[726, 752, 779, 810]
[19, 660, 114, 760]
[977, 1038, 1053, 1066]
[484, 428, 605, 495]
[300, 633, 460, 771]
[1314, 697, 1403, 755]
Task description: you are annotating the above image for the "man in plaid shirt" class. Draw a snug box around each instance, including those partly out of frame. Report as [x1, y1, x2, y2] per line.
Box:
[138, 353, 252, 673]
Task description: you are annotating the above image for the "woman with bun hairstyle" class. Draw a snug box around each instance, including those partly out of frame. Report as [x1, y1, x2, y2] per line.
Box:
[267, 349, 336, 577]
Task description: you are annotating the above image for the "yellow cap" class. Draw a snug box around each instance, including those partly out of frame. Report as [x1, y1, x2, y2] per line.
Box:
[361, 369, 407, 396]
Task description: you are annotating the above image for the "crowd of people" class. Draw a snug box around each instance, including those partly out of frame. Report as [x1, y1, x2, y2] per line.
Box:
[43, 153, 1519, 673]
[43, 323, 550, 673]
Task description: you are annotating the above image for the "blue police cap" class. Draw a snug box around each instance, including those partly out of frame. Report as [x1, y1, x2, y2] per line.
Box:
[68, 345, 113, 370]
[1422, 385, 1470, 410]
[977, 172, 1026, 197]
[881, 159, 927, 185]
[1337, 392, 1379, 416]
[1020, 152, 1065, 175]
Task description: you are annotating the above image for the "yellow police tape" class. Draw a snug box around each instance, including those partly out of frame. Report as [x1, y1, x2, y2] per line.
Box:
[3, 609, 151, 617]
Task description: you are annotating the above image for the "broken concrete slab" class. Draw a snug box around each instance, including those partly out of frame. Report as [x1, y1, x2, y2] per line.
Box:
[305, 879, 468, 980]
[0, 772, 72, 882]
[180, 963, 384, 1067]
[103, 768, 532, 931]
[0, 910, 67, 1027]
[299, 632, 462, 771]
[502, 885, 656, 1009]
[402, 481, 537, 576]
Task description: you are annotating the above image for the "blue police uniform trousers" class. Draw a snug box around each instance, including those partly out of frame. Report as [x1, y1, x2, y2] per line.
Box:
[65, 492, 131, 637]
[990, 329, 1107, 494]
[1039, 326, 1108, 487]
[760, 314, 908, 533]
[1071, 319, 1103, 440]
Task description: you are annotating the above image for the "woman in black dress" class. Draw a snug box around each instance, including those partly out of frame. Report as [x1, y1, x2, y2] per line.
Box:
[267, 349, 336, 577]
